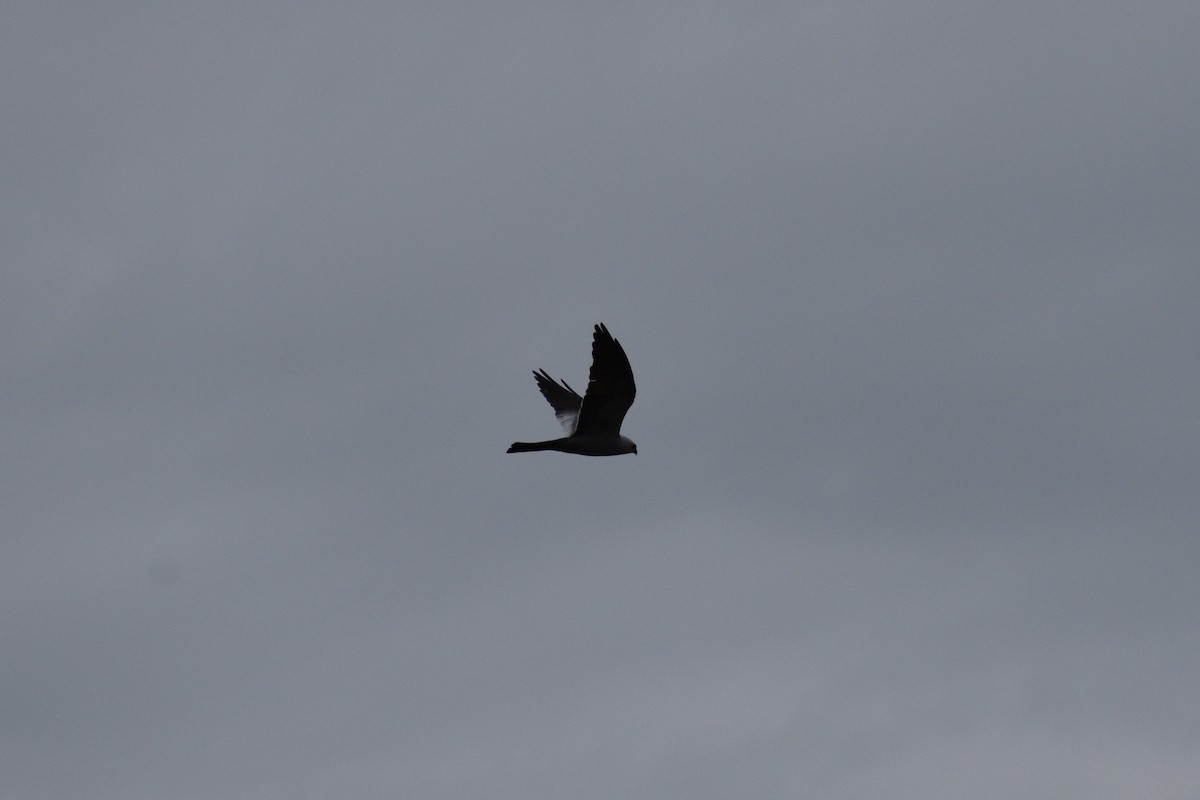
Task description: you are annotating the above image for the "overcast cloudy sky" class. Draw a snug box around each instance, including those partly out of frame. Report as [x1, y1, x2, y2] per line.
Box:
[3, 3, 1198, 798]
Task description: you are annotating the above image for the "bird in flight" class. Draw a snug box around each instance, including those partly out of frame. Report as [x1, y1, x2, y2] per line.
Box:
[507, 323, 638, 456]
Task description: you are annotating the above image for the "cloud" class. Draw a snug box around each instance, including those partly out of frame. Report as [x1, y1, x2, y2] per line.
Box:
[2, 2, 1197, 798]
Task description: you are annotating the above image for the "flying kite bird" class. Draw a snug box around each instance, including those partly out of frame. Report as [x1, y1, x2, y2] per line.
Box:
[507, 323, 638, 456]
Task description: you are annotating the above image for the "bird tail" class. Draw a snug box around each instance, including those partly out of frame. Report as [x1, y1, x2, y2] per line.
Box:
[506, 439, 565, 453]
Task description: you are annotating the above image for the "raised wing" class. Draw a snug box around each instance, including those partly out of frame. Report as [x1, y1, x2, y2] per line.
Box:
[533, 368, 583, 434]
[574, 323, 636, 436]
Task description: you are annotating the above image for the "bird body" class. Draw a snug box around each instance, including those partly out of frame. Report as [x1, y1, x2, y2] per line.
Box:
[506, 433, 638, 456]
[507, 323, 638, 456]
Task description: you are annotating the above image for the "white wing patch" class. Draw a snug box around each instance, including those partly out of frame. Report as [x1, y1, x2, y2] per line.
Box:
[555, 409, 580, 435]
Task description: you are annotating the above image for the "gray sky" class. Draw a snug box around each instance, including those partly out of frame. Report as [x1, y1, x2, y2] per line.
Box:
[3, 3, 1198, 798]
